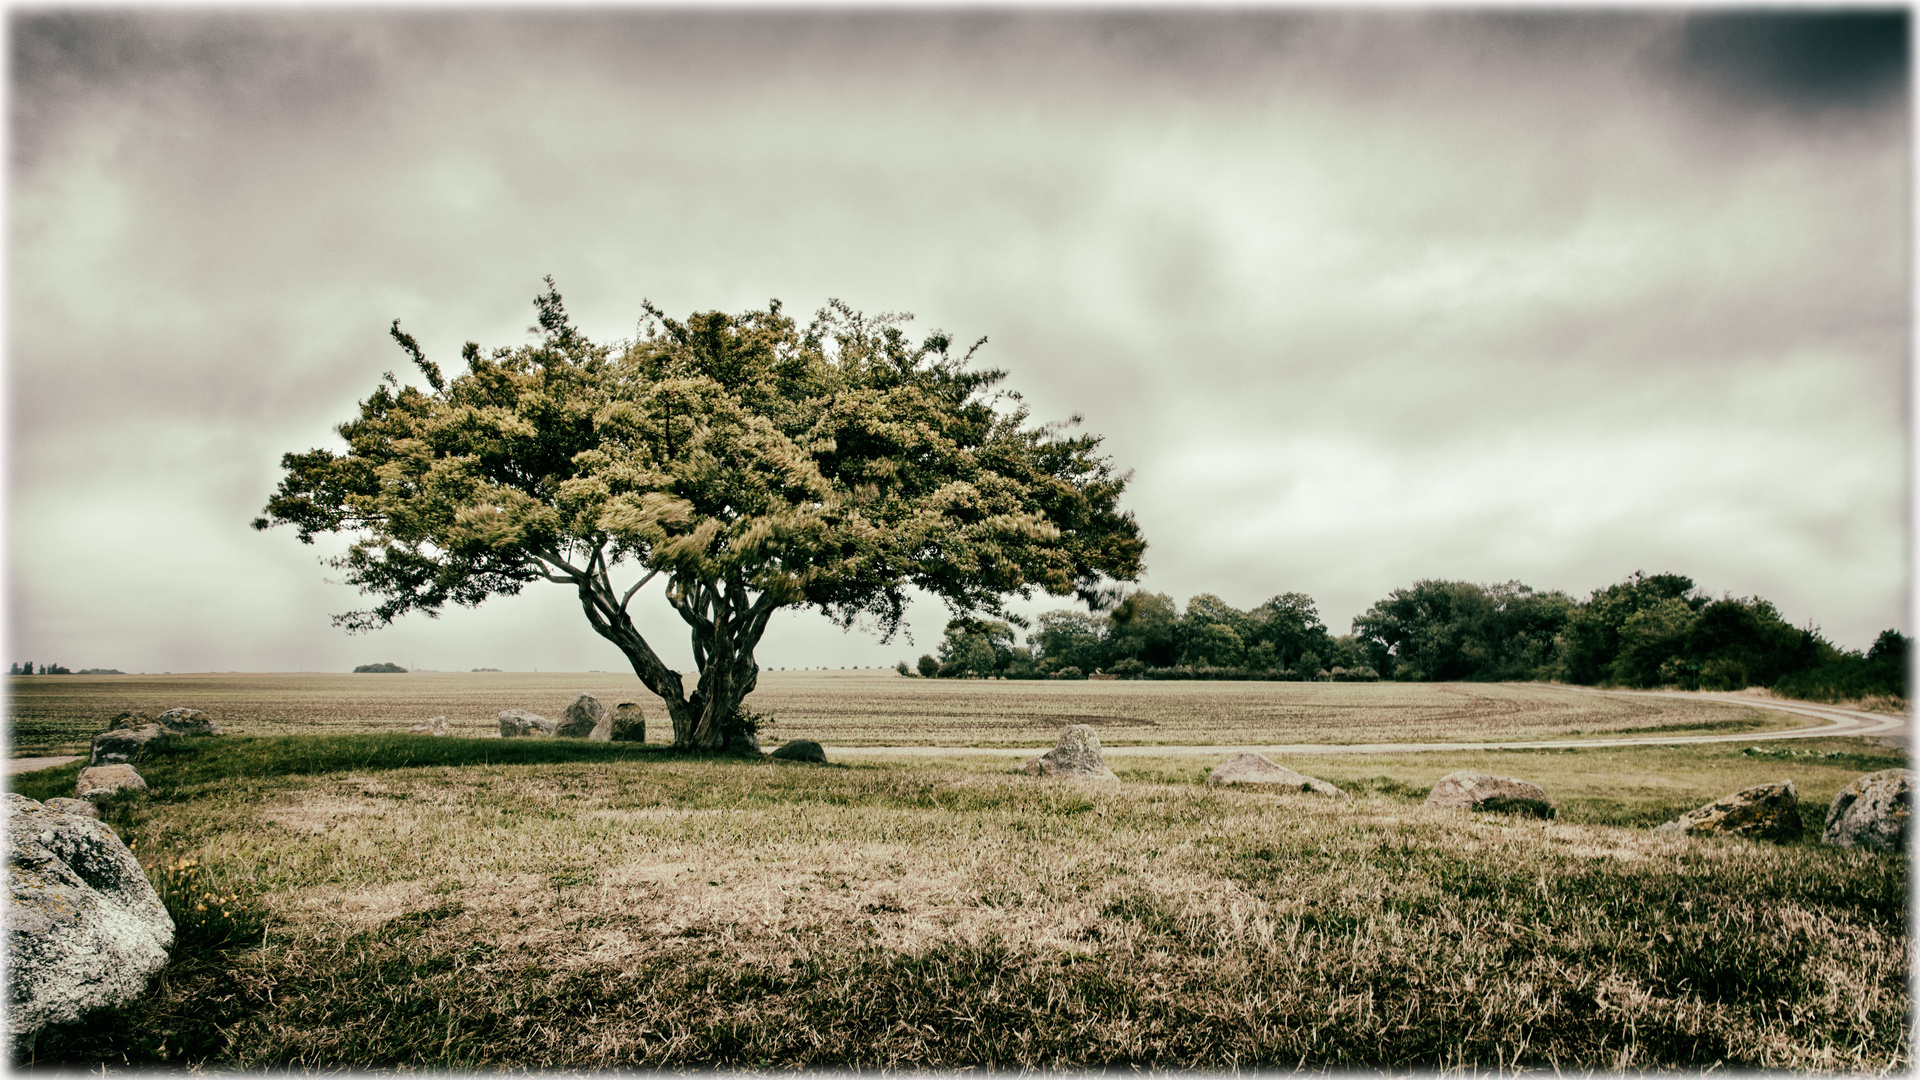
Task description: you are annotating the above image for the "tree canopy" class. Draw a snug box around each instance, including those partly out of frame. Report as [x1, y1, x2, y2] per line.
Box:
[256, 282, 1144, 749]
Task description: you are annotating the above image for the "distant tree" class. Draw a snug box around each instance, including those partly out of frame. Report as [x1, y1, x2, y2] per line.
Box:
[1554, 572, 1704, 684]
[1106, 591, 1179, 667]
[1244, 592, 1333, 671]
[42, 663, 69, 675]
[916, 654, 940, 678]
[938, 619, 1017, 677]
[354, 662, 409, 673]
[895, 660, 913, 677]
[1185, 621, 1246, 668]
[1354, 579, 1573, 681]
[1032, 610, 1107, 673]
[257, 283, 1142, 750]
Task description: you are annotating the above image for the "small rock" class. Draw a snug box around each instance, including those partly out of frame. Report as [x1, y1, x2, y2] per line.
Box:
[408, 716, 450, 736]
[1655, 779, 1802, 842]
[1018, 725, 1119, 781]
[1425, 771, 1554, 818]
[75, 765, 147, 803]
[107, 711, 151, 732]
[41, 798, 98, 820]
[1823, 769, 1911, 850]
[498, 709, 555, 738]
[1206, 752, 1348, 797]
[726, 728, 763, 757]
[610, 703, 646, 743]
[88, 726, 171, 767]
[770, 739, 827, 764]
[556, 694, 609, 739]
[154, 708, 222, 737]
[6, 794, 173, 1053]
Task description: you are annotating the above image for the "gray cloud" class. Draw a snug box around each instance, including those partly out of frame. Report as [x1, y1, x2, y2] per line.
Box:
[7, 9, 1906, 676]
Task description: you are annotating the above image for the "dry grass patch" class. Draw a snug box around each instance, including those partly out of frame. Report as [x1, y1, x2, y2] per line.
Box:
[11, 736, 1908, 1072]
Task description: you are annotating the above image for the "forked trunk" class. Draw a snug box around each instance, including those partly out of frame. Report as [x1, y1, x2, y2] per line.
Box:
[570, 569, 772, 755]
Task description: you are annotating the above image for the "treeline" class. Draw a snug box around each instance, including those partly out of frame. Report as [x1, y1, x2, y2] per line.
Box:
[900, 571, 1909, 702]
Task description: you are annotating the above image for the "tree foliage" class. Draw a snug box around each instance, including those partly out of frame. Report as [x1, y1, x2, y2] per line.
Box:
[257, 282, 1144, 749]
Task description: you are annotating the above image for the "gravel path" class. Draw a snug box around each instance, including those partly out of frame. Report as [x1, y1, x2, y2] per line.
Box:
[7, 755, 81, 775]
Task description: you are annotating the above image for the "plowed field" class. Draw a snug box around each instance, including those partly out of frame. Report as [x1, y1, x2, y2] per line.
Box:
[6, 670, 1806, 755]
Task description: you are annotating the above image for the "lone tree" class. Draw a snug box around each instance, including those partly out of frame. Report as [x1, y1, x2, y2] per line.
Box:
[255, 282, 1144, 751]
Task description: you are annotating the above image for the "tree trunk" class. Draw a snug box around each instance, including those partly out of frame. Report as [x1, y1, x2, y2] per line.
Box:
[568, 564, 775, 754]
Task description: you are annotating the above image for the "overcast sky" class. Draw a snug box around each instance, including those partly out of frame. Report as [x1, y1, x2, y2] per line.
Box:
[7, 8, 1909, 675]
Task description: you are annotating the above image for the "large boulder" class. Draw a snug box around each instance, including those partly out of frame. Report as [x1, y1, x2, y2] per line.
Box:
[6, 794, 174, 1052]
[1206, 752, 1347, 797]
[1424, 771, 1555, 818]
[1018, 725, 1119, 782]
[1823, 769, 1911, 850]
[88, 725, 171, 767]
[770, 739, 827, 764]
[407, 716, 450, 736]
[610, 702, 646, 743]
[555, 694, 610, 739]
[75, 765, 147, 803]
[154, 708, 222, 737]
[42, 798, 98, 820]
[498, 709, 555, 738]
[726, 729, 764, 757]
[1655, 780, 1802, 842]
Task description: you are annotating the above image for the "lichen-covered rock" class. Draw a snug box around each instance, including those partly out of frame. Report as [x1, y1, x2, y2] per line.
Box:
[107, 711, 151, 732]
[1425, 771, 1555, 818]
[1823, 769, 1911, 850]
[498, 709, 555, 738]
[88, 725, 171, 767]
[1655, 780, 1802, 842]
[1206, 752, 1347, 797]
[770, 739, 827, 764]
[42, 798, 98, 820]
[154, 708, 222, 737]
[1018, 725, 1118, 781]
[6, 794, 173, 1052]
[556, 694, 610, 739]
[75, 765, 146, 803]
[408, 716, 450, 736]
[610, 703, 646, 743]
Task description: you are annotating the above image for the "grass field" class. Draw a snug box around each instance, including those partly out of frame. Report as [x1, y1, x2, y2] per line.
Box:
[5, 670, 1818, 756]
[7, 729, 1907, 1071]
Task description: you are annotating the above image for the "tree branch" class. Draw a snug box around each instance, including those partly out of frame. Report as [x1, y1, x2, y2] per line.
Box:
[620, 568, 661, 612]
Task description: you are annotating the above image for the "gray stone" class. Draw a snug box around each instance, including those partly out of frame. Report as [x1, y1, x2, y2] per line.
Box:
[498, 709, 555, 738]
[1206, 752, 1348, 797]
[770, 739, 827, 764]
[1655, 780, 1802, 842]
[42, 798, 98, 820]
[1425, 771, 1555, 818]
[154, 708, 222, 737]
[610, 702, 646, 743]
[407, 716, 450, 736]
[89, 725, 171, 767]
[75, 765, 146, 803]
[6, 794, 173, 1052]
[726, 728, 763, 757]
[1018, 725, 1119, 781]
[107, 711, 151, 732]
[556, 694, 610, 739]
[1823, 769, 1911, 850]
